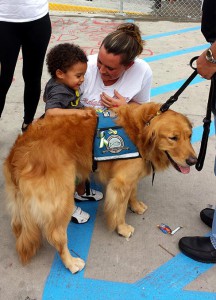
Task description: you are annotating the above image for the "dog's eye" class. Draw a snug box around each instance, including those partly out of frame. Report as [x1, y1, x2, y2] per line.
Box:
[169, 136, 178, 141]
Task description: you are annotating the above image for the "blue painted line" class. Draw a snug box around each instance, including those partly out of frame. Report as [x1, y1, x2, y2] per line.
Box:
[125, 19, 135, 23]
[151, 75, 205, 97]
[137, 254, 216, 300]
[142, 26, 201, 40]
[144, 44, 209, 63]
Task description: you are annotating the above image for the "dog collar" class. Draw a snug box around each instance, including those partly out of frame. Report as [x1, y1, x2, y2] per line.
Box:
[145, 110, 162, 126]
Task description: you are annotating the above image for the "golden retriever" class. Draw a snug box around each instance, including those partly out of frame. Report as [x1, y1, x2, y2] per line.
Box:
[3, 102, 197, 274]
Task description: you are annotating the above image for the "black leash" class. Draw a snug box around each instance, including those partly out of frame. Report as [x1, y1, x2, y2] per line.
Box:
[160, 56, 198, 113]
[195, 74, 216, 171]
[147, 57, 199, 185]
[157, 55, 216, 172]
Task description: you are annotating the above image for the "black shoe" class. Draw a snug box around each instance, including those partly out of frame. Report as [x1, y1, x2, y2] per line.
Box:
[200, 208, 214, 228]
[179, 236, 216, 263]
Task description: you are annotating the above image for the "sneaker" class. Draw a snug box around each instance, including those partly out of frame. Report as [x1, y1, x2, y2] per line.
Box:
[71, 206, 90, 224]
[74, 189, 103, 202]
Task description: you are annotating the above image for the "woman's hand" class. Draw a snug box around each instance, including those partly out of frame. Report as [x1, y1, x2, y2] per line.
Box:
[197, 42, 216, 79]
[197, 49, 216, 80]
[101, 89, 127, 108]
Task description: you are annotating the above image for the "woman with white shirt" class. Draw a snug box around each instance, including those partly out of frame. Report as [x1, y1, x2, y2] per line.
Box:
[0, 0, 51, 131]
[80, 23, 152, 109]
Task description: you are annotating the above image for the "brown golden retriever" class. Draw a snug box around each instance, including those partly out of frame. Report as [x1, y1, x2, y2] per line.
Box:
[3, 102, 197, 274]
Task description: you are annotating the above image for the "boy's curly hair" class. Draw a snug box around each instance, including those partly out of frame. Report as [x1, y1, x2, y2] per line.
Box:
[46, 43, 88, 78]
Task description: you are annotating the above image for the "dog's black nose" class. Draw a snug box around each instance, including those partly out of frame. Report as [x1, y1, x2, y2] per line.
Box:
[186, 156, 197, 166]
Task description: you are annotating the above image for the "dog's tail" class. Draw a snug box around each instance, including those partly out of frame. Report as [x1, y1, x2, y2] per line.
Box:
[3, 159, 20, 228]
[3, 159, 42, 264]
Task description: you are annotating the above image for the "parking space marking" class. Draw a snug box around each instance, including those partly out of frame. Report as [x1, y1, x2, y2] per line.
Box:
[143, 26, 201, 40]
[151, 75, 205, 97]
[145, 44, 209, 62]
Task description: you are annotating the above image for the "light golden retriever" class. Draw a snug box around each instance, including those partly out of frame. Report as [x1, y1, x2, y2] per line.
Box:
[3, 102, 197, 274]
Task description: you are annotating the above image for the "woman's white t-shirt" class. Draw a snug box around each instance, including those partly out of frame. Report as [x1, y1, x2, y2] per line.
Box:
[0, 0, 48, 22]
[80, 54, 152, 109]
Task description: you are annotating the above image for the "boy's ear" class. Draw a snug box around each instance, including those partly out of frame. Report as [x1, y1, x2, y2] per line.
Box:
[56, 69, 64, 79]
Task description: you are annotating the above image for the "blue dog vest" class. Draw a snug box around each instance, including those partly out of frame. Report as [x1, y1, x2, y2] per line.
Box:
[94, 110, 140, 161]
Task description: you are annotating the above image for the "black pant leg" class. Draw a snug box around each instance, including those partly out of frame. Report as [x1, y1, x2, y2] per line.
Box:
[0, 22, 21, 117]
[21, 14, 51, 124]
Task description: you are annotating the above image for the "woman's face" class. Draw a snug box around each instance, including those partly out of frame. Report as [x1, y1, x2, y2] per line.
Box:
[97, 45, 131, 85]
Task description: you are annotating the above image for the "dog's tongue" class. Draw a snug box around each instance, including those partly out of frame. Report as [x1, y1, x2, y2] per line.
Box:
[178, 165, 190, 174]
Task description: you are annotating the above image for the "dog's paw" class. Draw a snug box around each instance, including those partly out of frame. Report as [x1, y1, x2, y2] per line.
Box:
[130, 201, 148, 215]
[68, 257, 85, 274]
[117, 224, 134, 238]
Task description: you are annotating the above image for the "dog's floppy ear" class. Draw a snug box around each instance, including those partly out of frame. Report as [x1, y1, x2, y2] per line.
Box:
[146, 129, 157, 152]
[138, 127, 157, 158]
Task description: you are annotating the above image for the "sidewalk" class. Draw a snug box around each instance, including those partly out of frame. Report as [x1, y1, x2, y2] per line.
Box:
[0, 15, 215, 300]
